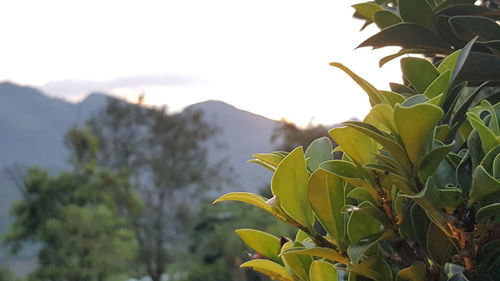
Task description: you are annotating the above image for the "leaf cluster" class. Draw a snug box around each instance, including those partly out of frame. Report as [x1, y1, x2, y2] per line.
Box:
[214, 1, 500, 281]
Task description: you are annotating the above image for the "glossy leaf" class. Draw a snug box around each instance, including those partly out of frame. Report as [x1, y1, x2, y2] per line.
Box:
[467, 112, 499, 153]
[282, 247, 350, 265]
[235, 229, 282, 262]
[329, 126, 378, 166]
[476, 203, 500, 225]
[357, 23, 452, 53]
[352, 3, 383, 21]
[307, 169, 345, 244]
[305, 137, 334, 172]
[272, 147, 314, 229]
[329, 63, 386, 106]
[399, 0, 436, 32]
[212, 192, 274, 215]
[394, 103, 444, 164]
[240, 259, 294, 281]
[281, 241, 313, 281]
[468, 165, 500, 206]
[437, 50, 461, 73]
[423, 70, 451, 99]
[309, 260, 338, 281]
[418, 142, 454, 181]
[449, 16, 500, 42]
[349, 256, 393, 281]
[401, 57, 440, 94]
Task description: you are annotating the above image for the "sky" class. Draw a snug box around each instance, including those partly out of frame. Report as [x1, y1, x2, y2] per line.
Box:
[0, 0, 403, 126]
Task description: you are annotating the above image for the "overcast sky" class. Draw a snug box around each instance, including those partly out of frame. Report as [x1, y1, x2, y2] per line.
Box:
[0, 0, 402, 126]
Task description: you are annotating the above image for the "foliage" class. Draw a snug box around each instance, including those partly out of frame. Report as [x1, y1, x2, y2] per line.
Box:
[0, 267, 18, 281]
[214, 1, 500, 281]
[5, 129, 140, 281]
[271, 120, 331, 152]
[170, 197, 295, 281]
[87, 97, 223, 281]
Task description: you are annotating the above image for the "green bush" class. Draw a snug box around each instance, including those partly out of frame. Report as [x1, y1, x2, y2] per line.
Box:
[214, 1, 500, 281]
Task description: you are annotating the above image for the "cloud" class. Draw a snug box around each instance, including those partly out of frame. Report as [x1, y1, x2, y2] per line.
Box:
[41, 73, 204, 99]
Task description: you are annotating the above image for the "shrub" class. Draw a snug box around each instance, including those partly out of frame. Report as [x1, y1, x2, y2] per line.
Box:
[214, 1, 500, 281]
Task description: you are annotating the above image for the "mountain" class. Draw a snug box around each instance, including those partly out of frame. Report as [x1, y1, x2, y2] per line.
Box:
[0, 82, 279, 274]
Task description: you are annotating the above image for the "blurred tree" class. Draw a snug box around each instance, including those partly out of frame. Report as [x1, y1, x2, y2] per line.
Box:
[5, 129, 140, 281]
[0, 267, 18, 281]
[87, 97, 223, 281]
[271, 119, 331, 151]
[175, 196, 295, 281]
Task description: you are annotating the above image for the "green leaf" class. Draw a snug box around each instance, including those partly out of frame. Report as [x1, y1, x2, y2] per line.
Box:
[449, 37, 476, 87]
[394, 103, 444, 164]
[307, 169, 345, 245]
[357, 23, 452, 53]
[468, 165, 500, 207]
[379, 49, 427, 67]
[401, 95, 429, 107]
[418, 142, 454, 181]
[352, 3, 383, 21]
[212, 192, 274, 215]
[363, 103, 397, 133]
[480, 144, 500, 176]
[349, 256, 393, 281]
[399, 0, 437, 32]
[320, 160, 364, 179]
[439, 188, 465, 212]
[309, 260, 338, 281]
[396, 261, 426, 281]
[329, 63, 386, 106]
[374, 10, 402, 29]
[305, 137, 334, 172]
[342, 121, 411, 174]
[329, 126, 378, 166]
[449, 16, 500, 42]
[295, 229, 310, 242]
[476, 203, 500, 225]
[437, 50, 461, 73]
[347, 202, 390, 263]
[467, 112, 499, 154]
[426, 222, 456, 266]
[347, 187, 377, 205]
[379, 91, 406, 107]
[250, 152, 286, 171]
[423, 70, 451, 99]
[272, 147, 314, 229]
[282, 247, 350, 265]
[454, 51, 500, 83]
[281, 241, 313, 281]
[401, 57, 440, 94]
[235, 229, 282, 262]
[240, 259, 294, 281]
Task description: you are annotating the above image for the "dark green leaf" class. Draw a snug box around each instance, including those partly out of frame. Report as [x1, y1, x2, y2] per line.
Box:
[374, 10, 402, 29]
[399, 0, 437, 32]
[357, 23, 452, 54]
[449, 16, 500, 42]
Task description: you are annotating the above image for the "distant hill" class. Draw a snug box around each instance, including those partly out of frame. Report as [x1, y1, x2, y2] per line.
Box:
[0, 82, 278, 275]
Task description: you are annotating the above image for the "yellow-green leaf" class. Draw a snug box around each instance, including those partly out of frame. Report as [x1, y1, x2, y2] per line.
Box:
[281, 241, 312, 281]
[305, 137, 333, 172]
[363, 103, 397, 133]
[213, 192, 273, 215]
[437, 50, 461, 73]
[394, 103, 444, 164]
[396, 261, 426, 281]
[282, 247, 350, 265]
[330, 62, 387, 106]
[236, 229, 282, 262]
[329, 126, 378, 166]
[349, 256, 393, 281]
[241, 259, 294, 281]
[401, 57, 440, 94]
[467, 112, 500, 154]
[423, 70, 450, 99]
[352, 2, 383, 21]
[307, 169, 345, 245]
[272, 147, 314, 229]
[309, 260, 338, 281]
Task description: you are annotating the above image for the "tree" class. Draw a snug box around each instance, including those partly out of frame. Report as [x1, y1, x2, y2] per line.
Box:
[87, 97, 223, 281]
[271, 120, 331, 152]
[214, 1, 500, 281]
[5, 129, 140, 281]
